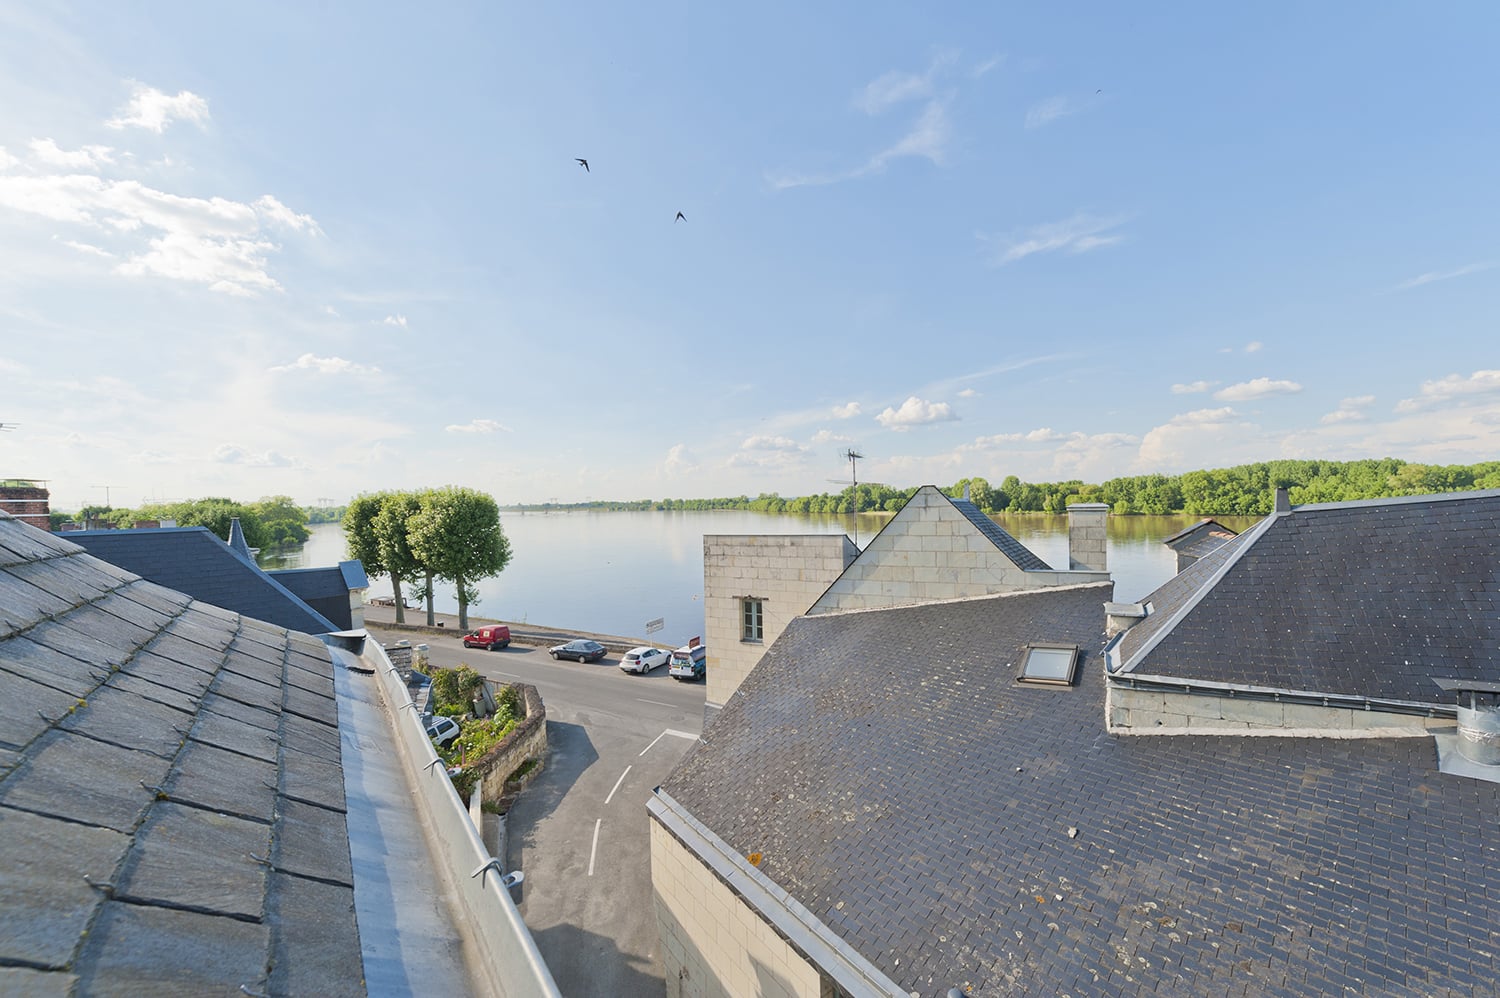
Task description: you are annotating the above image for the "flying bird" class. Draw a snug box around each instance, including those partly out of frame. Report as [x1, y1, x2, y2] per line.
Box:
[575, 158, 589, 172]
[675, 211, 686, 223]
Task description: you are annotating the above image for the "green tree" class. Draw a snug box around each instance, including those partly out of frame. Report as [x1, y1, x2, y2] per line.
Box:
[250, 495, 310, 546]
[374, 491, 425, 626]
[407, 486, 512, 630]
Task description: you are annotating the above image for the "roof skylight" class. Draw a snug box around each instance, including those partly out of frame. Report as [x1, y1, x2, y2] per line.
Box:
[1018, 643, 1080, 686]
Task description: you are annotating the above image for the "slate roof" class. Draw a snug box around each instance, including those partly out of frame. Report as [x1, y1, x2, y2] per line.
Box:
[65, 526, 338, 635]
[0, 513, 364, 995]
[949, 497, 1052, 571]
[1160, 518, 1239, 561]
[1117, 490, 1500, 703]
[662, 583, 1500, 997]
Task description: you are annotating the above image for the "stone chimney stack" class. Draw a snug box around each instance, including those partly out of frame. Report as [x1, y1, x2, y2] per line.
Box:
[1274, 487, 1291, 513]
[0, 480, 51, 531]
[1066, 503, 1110, 573]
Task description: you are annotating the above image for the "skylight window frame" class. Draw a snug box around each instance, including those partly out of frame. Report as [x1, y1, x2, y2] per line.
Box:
[1017, 642, 1081, 687]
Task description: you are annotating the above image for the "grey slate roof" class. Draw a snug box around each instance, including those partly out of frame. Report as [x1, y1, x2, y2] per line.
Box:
[662, 583, 1500, 997]
[1117, 490, 1500, 703]
[0, 513, 364, 995]
[949, 498, 1052, 570]
[65, 526, 338, 635]
[1160, 517, 1239, 560]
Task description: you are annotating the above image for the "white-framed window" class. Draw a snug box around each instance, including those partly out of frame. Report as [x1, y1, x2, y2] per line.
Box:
[741, 598, 764, 642]
[1017, 643, 1080, 686]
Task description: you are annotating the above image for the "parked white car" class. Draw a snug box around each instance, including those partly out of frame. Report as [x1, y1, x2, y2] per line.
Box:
[424, 715, 461, 748]
[619, 646, 670, 674]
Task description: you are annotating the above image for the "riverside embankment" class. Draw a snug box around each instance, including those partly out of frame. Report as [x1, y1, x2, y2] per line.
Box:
[358, 602, 655, 652]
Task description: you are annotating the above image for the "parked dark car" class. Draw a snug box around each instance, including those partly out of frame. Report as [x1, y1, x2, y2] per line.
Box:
[549, 639, 607, 663]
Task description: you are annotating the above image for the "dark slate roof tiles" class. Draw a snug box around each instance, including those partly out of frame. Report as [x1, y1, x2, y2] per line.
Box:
[950, 498, 1053, 570]
[66, 527, 337, 634]
[1121, 491, 1500, 702]
[663, 582, 1500, 997]
[0, 514, 364, 995]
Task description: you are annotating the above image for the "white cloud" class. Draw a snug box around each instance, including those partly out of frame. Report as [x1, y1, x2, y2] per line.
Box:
[1171, 380, 1216, 395]
[971, 427, 1067, 444]
[445, 419, 510, 433]
[268, 353, 380, 376]
[1396, 370, 1500, 412]
[1320, 395, 1375, 424]
[1245, 341, 1263, 354]
[0, 170, 318, 295]
[1136, 407, 1253, 469]
[740, 434, 804, 452]
[28, 138, 114, 169]
[876, 396, 957, 430]
[832, 401, 861, 419]
[383, 314, 409, 327]
[107, 84, 210, 133]
[254, 194, 319, 234]
[857, 70, 933, 114]
[854, 52, 956, 114]
[663, 443, 699, 476]
[957, 388, 978, 398]
[1393, 261, 1497, 292]
[968, 55, 1003, 79]
[213, 444, 294, 467]
[0, 147, 16, 170]
[1213, 377, 1303, 402]
[811, 429, 854, 445]
[981, 212, 1127, 266]
[771, 100, 952, 190]
[1025, 96, 1087, 129]
[60, 239, 113, 257]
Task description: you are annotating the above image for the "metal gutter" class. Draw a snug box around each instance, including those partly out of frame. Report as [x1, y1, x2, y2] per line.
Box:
[648, 789, 906, 998]
[1110, 671, 1457, 718]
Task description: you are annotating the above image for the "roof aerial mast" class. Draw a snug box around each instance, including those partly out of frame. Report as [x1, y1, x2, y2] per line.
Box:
[826, 447, 865, 547]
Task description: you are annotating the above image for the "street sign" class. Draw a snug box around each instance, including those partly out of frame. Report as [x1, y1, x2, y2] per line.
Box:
[645, 617, 665, 634]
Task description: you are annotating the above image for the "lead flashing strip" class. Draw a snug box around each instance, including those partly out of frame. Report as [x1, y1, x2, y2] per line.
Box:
[647, 789, 906, 998]
[1111, 671, 1457, 717]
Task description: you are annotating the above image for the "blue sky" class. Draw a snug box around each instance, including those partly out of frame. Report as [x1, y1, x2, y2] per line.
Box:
[2, 3, 1498, 511]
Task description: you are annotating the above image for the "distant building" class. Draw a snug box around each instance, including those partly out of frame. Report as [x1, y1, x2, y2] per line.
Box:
[701, 486, 1111, 723]
[1160, 516, 1239, 573]
[652, 488, 1500, 996]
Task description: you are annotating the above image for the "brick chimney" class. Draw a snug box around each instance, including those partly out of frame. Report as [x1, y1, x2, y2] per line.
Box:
[0, 480, 51, 531]
[1066, 503, 1110, 573]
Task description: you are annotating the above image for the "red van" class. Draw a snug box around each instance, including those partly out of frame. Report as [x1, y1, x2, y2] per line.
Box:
[462, 624, 511, 650]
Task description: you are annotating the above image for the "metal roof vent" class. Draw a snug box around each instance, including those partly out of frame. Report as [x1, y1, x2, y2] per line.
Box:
[1433, 679, 1500, 784]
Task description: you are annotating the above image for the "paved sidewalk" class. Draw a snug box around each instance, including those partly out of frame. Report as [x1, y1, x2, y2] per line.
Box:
[358, 602, 650, 651]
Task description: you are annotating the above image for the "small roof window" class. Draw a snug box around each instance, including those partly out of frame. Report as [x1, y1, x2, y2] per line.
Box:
[1018, 643, 1080, 686]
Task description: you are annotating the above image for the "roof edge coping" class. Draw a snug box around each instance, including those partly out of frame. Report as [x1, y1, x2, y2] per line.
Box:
[648, 789, 907, 998]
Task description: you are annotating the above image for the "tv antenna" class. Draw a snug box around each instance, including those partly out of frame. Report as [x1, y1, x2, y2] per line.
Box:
[825, 448, 865, 546]
[91, 484, 121, 508]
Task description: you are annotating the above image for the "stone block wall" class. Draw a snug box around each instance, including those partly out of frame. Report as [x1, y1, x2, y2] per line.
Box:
[651, 820, 830, 998]
[476, 683, 547, 801]
[1107, 683, 1450, 736]
[811, 490, 1106, 614]
[703, 534, 857, 710]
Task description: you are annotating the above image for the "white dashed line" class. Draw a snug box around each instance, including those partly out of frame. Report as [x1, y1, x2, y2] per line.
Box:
[587, 818, 602, 877]
[635, 698, 676, 708]
[604, 766, 632, 806]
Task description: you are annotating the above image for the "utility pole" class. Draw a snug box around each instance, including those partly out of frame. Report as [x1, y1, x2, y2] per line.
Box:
[91, 484, 121, 508]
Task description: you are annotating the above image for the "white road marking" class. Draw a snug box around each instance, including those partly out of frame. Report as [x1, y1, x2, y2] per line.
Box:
[635, 698, 676, 708]
[639, 728, 700, 756]
[604, 766, 632, 806]
[588, 818, 602, 877]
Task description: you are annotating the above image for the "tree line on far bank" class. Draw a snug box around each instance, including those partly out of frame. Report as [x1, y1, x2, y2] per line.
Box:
[51, 495, 319, 549]
[512, 457, 1500, 518]
[343, 487, 511, 630]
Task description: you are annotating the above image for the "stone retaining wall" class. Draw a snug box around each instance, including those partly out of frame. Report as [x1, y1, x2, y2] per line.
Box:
[475, 683, 548, 802]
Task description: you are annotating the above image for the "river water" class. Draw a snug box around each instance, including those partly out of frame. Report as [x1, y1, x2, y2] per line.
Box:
[261, 510, 1260, 645]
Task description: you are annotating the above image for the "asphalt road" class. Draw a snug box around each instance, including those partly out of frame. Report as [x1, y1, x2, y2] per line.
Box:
[369, 627, 705, 998]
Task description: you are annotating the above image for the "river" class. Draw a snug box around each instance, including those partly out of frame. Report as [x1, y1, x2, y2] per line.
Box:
[260, 510, 1260, 645]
